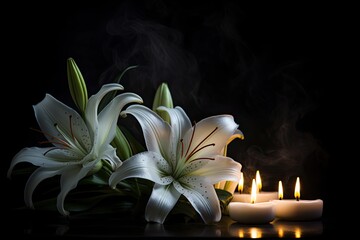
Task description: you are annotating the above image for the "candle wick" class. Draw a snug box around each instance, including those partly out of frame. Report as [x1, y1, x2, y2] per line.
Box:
[279, 197, 282, 200]
[296, 196, 299, 201]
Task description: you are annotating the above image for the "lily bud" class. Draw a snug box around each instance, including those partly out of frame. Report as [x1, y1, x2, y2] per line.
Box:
[111, 126, 133, 160]
[152, 82, 173, 123]
[67, 58, 88, 113]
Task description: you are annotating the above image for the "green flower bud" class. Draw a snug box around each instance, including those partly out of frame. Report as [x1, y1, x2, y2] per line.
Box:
[111, 126, 133, 160]
[152, 82, 173, 123]
[67, 58, 88, 114]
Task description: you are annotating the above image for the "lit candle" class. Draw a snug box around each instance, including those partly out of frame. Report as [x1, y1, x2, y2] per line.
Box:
[232, 170, 278, 202]
[272, 177, 323, 221]
[278, 180, 283, 200]
[255, 170, 262, 191]
[238, 172, 244, 194]
[228, 179, 275, 224]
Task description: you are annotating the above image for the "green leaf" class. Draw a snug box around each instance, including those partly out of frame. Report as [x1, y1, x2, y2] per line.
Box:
[216, 188, 233, 203]
[120, 125, 145, 155]
[168, 196, 200, 223]
[78, 174, 108, 186]
[215, 188, 233, 215]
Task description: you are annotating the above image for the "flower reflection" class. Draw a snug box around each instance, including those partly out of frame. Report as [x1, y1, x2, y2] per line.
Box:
[144, 221, 222, 237]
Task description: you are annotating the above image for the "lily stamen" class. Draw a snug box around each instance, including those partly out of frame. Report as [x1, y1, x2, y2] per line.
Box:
[180, 139, 184, 157]
[186, 143, 215, 162]
[188, 157, 215, 163]
[43, 147, 62, 156]
[184, 122, 196, 157]
[30, 127, 70, 148]
[54, 123, 87, 155]
[68, 115, 75, 140]
[186, 127, 218, 160]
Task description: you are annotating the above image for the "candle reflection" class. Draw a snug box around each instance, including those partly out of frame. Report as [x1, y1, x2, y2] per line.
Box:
[278, 227, 284, 238]
[250, 227, 262, 238]
[295, 227, 301, 238]
[273, 220, 323, 238]
[238, 229, 244, 238]
[229, 223, 274, 238]
[228, 219, 323, 238]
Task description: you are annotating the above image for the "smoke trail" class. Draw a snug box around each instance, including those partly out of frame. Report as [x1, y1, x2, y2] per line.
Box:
[99, 0, 328, 198]
[99, 0, 201, 111]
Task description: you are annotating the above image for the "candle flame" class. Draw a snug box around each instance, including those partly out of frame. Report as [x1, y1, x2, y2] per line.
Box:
[278, 180, 283, 200]
[255, 170, 262, 192]
[238, 172, 244, 193]
[294, 177, 300, 200]
[251, 179, 257, 204]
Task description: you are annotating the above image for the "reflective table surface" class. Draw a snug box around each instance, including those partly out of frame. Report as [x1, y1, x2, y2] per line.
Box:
[4, 209, 330, 239]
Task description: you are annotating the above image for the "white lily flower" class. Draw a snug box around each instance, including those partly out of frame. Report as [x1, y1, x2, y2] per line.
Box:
[109, 105, 242, 224]
[7, 83, 143, 216]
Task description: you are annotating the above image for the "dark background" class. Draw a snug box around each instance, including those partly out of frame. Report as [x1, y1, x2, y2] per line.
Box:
[2, 0, 341, 238]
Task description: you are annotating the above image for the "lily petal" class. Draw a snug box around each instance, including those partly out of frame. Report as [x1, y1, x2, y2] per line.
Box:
[99, 145, 122, 170]
[145, 183, 181, 224]
[189, 155, 242, 184]
[121, 105, 172, 159]
[24, 167, 63, 208]
[157, 106, 192, 141]
[34, 94, 90, 151]
[57, 165, 91, 215]
[157, 106, 192, 164]
[7, 147, 78, 178]
[173, 177, 221, 224]
[85, 83, 124, 136]
[109, 151, 173, 188]
[95, 92, 143, 149]
[182, 115, 239, 161]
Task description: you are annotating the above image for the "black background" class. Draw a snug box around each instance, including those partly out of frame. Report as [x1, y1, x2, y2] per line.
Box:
[2, 0, 342, 238]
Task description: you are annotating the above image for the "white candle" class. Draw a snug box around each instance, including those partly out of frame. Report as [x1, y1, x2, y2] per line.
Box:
[228, 179, 275, 224]
[272, 199, 323, 221]
[232, 170, 278, 203]
[232, 191, 278, 203]
[272, 177, 323, 221]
